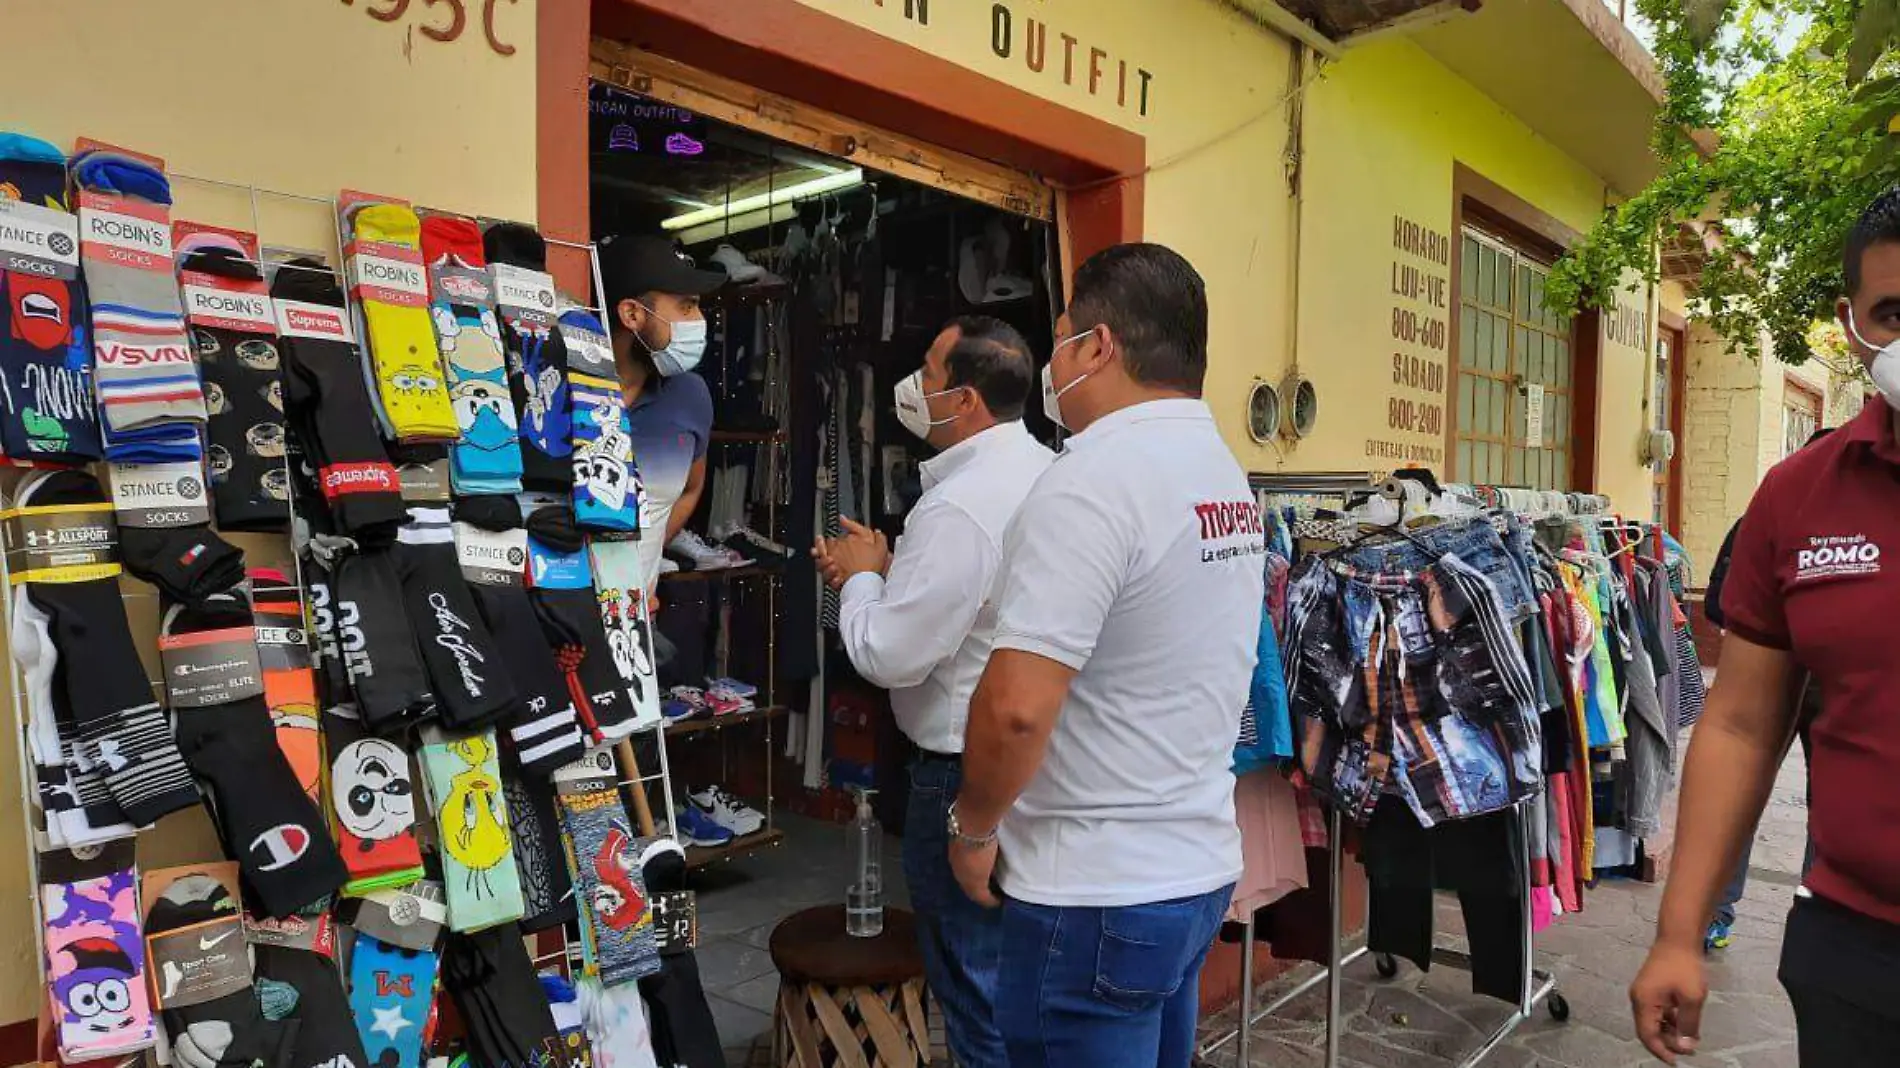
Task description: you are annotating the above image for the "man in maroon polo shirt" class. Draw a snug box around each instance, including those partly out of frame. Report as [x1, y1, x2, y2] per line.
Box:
[1630, 189, 1900, 1065]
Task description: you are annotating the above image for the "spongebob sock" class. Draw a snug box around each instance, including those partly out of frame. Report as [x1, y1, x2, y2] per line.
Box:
[558, 788, 661, 986]
[348, 204, 457, 444]
[417, 726, 524, 933]
[560, 308, 642, 534]
[421, 216, 522, 495]
[347, 933, 436, 1068]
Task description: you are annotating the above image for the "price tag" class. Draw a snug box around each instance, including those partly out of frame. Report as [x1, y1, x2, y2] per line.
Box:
[158, 626, 266, 709]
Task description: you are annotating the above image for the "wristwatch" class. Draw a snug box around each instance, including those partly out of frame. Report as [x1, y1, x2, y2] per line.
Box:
[946, 801, 998, 848]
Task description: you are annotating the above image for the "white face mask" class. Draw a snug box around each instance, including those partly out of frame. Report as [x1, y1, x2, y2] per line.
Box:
[1041, 329, 1095, 431]
[1846, 306, 1900, 410]
[892, 369, 962, 441]
[635, 302, 707, 377]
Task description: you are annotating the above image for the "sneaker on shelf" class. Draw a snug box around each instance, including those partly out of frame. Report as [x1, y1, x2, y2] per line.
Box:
[666, 686, 711, 721]
[660, 695, 697, 723]
[717, 525, 794, 567]
[674, 802, 735, 848]
[710, 244, 783, 287]
[657, 557, 681, 576]
[689, 785, 766, 837]
[706, 676, 759, 700]
[669, 530, 748, 571]
[705, 690, 750, 717]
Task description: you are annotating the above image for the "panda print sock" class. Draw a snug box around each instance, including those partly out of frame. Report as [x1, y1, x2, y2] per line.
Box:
[322, 705, 424, 894]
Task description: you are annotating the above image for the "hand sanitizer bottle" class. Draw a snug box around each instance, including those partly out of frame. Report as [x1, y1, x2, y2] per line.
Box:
[846, 788, 884, 937]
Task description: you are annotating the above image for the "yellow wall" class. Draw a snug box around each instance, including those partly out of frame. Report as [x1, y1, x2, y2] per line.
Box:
[0, 0, 538, 1024]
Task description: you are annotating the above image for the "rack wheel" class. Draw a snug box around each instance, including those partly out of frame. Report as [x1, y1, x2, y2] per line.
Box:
[1547, 993, 1571, 1022]
[1375, 953, 1399, 979]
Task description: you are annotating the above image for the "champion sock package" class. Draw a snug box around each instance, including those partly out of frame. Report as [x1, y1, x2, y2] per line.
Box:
[346, 204, 457, 444]
[440, 924, 564, 1068]
[322, 705, 425, 894]
[180, 247, 292, 530]
[271, 259, 406, 539]
[560, 308, 641, 534]
[633, 839, 723, 1068]
[453, 496, 587, 776]
[252, 569, 325, 805]
[347, 931, 437, 1068]
[589, 540, 664, 736]
[483, 223, 572, 491]
[71, 150, 208, 443]
[396, 506, 516, 729]
[421, 215, 523, 495]
[17, 470, 201, 826]
[526, 505, 638, 740]
[144, 873, 299, 1068]
[0, 133, 103, 463]
[499, 751, 576, 932]
[416, 727, 524, 932]
[559, 789, 660, 987]
[41, 850, 156, 1059]
[254, 944, 371, 1068]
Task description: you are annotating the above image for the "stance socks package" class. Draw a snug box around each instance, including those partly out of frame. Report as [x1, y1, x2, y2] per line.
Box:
[72, 144, 206, 461]
[483, 223, 571, 491]
[323, 705, 425, 893]
[41, 842, 155, 1060]
[0, 132, 102, 463]
[417, 727, 524, 932]
[557, 786, 660, 987]
[634, 840, 724, 1068]
[343, 198, 456, 444]
[420, 214, 522, 494]
[108, 460, 246, 605]
[396, 506, 516, 729]
[561, 307, 641, 533]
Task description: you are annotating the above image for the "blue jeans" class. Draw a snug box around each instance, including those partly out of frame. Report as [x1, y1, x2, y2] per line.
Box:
[903, 757, 1007, 1068]
[995, 885, 1234, 1068]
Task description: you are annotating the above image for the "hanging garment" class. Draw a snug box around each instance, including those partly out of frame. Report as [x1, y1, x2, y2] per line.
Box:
[1224, 771, 1308, 921]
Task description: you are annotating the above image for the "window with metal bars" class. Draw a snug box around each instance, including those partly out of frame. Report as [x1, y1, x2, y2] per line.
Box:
[1454, 228, 1574, 490]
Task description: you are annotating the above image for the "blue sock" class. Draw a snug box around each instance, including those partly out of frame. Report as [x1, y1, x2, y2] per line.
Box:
[347, 933, 436, 1068]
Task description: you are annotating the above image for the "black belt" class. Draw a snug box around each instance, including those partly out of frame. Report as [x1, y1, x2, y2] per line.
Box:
[916, 749, 961, 765]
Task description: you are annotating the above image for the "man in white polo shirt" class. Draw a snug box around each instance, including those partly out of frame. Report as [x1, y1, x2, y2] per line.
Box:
[949, 243, 1263, 1068]
[813, 316, 1051, 1068]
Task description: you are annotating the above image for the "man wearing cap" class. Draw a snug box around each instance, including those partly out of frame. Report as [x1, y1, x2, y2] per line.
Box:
[600, 234, 727, 591]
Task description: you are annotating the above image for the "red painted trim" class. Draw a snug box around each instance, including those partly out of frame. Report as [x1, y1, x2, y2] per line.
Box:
[538, 0, 595, 296]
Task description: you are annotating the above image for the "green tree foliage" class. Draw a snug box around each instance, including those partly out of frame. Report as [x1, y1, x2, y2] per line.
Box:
[1545, 0, 1897, 364]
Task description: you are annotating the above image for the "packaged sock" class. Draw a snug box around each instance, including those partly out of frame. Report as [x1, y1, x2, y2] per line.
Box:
[499, 744, 576, 932]
[559, 788, 661, 987]
[347, 931, 438, 1068]
[161, 593, 346, 917]
[561, 307, 642, 533]
[396, 506, 516, 729]
[71, 148, 207, 437]
[0, 133, 103, 463]
[422, 215, 523, 495]
[484, 223, 571, 491]
[589, 540, 664, 736]
[17, 470, 200, 826]
[271, 259, 406, 539]
[440, 924, 563, 1068]
[252, 569, 325, 804]
[322, 705, 425, 894]
[528, 529, 636, 741]
[332, 546, 434, 730]
[255, 944, 371, 1068]
[143, 868, 297, 1068]
[416, 727, 524, 932]
[344, 202, 457, 444]
[41, 842, 156, 1060]
[179, 243, 292, 530]
[113, 470, 247, 603]
[634, 840, 724, 1068]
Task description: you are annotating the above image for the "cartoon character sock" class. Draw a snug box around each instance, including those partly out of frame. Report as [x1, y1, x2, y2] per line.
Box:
[588, 540, 664, 736]
[145, 873, 297, 1068]
[527, 530, 635, 741]
[0, 133, 103, 463]
[18, 471, 199, 827]
[181, 247, 291, 530]
[251, 569, 324, 806]
[322, 705, 424, 894]
[162, 593, 346, 917]
[255, 945, 371, 1068]
[347, 932, 437, 1068]
[560, 789, 660, 987]
[560, 308, 642, 534]
[41, 848, 156, 1059]
[500, 748, 576, 932]
[330, 547, 434, 730]
[422, 215, 522, 495]
[271, 260, 406, 540]
[484, 223, 572, 491]
[440, 924, 563, 1068]
[347, 204, 456, 444]
[71, 150, 206, 436]
[417, 727, 524, 932]
[396, 506, 516, 730]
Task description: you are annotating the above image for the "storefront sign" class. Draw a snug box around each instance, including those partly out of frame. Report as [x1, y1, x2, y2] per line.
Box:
[342, 0, 521, 57]
[988, 4, 1156, 117]
[1365, 214, 1450, 469]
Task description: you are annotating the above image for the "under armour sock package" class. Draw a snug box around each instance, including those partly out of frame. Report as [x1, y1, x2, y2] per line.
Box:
[177, 237, 292, 530]
[560, 307, 642, 534]
[160, 594, 346, 917]
[416, 726, 524, 932]
[342, 198, 457, 444]
[421, 214, 523, 495]
[484, 223, 572, 491]
[590, 540, 664, 735]
[41, 841, 156, 1060]
[396, 506, 516, 729]
[271, 259, 406, 539]
[0, 132, 103, 463]
[71, 145, 207, 446]
[142, 866, 299, 1068]
[322, 705, 425, 894]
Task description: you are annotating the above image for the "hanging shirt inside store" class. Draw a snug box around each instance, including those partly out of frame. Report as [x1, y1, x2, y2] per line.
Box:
[838, 420, 1053, 754]
[626, 370, 713, 589]
[989, 399, 1262, 908]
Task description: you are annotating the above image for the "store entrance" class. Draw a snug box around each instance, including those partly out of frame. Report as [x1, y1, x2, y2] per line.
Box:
[587, 77, 1056, 1053]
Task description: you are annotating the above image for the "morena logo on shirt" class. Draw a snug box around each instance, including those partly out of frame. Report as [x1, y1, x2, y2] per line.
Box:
[1195, 499, 1263, 540]
[1794, 534, 1882, 583]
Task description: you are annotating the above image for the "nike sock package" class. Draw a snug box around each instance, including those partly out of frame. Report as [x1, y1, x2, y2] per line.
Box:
[143, 868, 298, 1068]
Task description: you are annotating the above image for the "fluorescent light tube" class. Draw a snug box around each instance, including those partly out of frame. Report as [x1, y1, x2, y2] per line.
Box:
[661, 168, 865, 232]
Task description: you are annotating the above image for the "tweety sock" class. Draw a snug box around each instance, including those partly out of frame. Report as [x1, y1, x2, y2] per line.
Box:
[561, 308, 642, 534]
[322, 705, 424, 894]
[346, 932, 436, 1068]
[421, 216, 522, 495]
[417, 726, 524, 932]
[559, 788, 660, 987]
[348, 204, 457, 444]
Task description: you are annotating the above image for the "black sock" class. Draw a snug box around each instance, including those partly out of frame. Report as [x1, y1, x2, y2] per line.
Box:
[21, 471, 200, 825]
[330, 548, 435, 731]
[0, 142, 103, 464]
[483, 224, 572, 493]
[637, 841, 727, 1068]
[498, 748, 576, 931]
[395, 506, 516, 730]
[270, 261, 405, 539]
[145, 874, 299, 1068]
[163, 593, 346, 917]
[183, 248, 291, 531]
[440, 924, 563, 1068]
[527, 563, 633, 741]
[120, 524, 247, 605]
[254, 945, 370, 1068]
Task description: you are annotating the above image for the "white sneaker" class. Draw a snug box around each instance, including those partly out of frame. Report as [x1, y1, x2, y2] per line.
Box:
[689, 785, 766, 837]
[658, 557, 681, 575]
[668, 530, 745, 571]
[710, 244, 781, 286]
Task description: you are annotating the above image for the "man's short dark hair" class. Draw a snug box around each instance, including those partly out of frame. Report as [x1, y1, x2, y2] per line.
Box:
[1068, 243, 1208, 394]
[1845, 186, 1900, 295]
[942, 316, 1034, 422]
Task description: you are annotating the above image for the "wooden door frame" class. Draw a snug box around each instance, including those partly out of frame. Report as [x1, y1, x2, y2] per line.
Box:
[1658, 310, 1687, 535]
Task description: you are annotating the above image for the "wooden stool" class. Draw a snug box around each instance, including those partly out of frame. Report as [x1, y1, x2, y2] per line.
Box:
[768, 905, 929, 1068]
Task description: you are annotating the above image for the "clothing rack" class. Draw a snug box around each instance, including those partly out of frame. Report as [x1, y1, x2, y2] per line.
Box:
[1199, 473, 1569, 1068]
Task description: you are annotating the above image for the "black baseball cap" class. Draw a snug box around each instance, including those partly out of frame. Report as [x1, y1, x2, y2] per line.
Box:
[599, 234, 728, 302]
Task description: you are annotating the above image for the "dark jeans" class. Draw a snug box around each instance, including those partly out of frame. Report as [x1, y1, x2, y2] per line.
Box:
[902, 757, 1006, 1068]
[996, 885, 1233, 1068]
[1781, 895, 1900, 1066]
